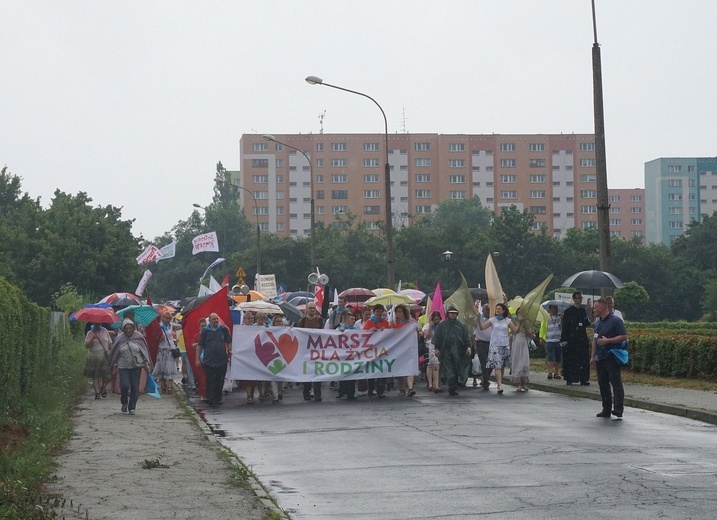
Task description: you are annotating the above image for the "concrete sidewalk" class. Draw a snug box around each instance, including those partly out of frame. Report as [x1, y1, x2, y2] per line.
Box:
[514, 368, 717, 425]
[49, 385, 286, 520]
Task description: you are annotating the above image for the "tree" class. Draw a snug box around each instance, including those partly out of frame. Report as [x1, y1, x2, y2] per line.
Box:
[700, 280, 717, 321]
[614, 281, 650, 320]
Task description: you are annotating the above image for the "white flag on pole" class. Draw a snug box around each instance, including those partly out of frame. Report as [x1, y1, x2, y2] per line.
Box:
[192, 232, 219, 255]
[156, 240, 176, 262]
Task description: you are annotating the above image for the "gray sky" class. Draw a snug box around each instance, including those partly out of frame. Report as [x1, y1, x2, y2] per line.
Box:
[2, 1, 715, 241]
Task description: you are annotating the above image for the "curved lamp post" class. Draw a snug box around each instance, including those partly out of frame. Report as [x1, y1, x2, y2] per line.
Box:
[263, 134, 316, 269]
[305, 75, 395, 288]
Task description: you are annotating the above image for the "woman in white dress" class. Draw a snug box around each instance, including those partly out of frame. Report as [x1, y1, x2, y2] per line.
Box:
[510, 320, 535, 392]
[153, 311, 179, 394]
[477, 303, 519, 394]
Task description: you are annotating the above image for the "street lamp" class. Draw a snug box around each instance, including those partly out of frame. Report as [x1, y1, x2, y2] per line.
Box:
[305, 75, 396, 288]
[262, 134, 316, 269]
[442, 250, 454, 289]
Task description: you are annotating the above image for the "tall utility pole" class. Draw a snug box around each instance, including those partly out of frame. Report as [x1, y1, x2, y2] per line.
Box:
[592, 0, 612, 276]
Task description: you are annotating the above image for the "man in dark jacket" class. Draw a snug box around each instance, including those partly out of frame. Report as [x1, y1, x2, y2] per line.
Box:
[433, 304, 472, 396]
[198, 313, 232, 405]
[560, 292, 591, 385]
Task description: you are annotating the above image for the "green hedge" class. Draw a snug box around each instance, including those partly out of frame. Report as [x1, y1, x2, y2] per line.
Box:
[0, 277, 52, 413]
[629, 321, 717, 335]
[630, 332, 717, 379]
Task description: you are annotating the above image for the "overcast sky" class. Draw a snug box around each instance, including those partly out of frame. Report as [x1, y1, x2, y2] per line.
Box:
[2, 1, 715, 240]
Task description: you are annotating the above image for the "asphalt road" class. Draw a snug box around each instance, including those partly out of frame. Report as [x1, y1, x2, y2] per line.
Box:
[195, 384, 717, 519]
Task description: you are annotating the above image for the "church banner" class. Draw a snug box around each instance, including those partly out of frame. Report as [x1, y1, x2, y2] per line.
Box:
[230, 324, 418, 382]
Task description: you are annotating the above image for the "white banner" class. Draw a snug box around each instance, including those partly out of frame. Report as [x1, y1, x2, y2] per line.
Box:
[231, 325, 418, 382]
[156, 240, 176, 262]
[136, 245, 163, 265]
[256, 274, 277, 298]
[192, 231, 219, 255]
[135, 269, 152, 296]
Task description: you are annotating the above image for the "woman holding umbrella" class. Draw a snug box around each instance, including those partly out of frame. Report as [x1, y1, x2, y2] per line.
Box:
[84, 323, 112, 399]
[108, 319, 153, 415]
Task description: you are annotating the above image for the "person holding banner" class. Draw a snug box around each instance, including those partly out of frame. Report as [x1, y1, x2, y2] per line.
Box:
[392, 304, 417, 397]
[197, 313, 232, 406]
[336, 310, 359, 400]
[270, 314, 286, 403]
[362, 304, 391, 398]
[298, 302, 325, 402]
[236, 312, 258, 404]
[433, 304, 472, 396]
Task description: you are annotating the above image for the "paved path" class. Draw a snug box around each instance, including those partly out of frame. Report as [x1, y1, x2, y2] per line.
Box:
[196, 380, 717, 520]
[49, 387, 279, 520]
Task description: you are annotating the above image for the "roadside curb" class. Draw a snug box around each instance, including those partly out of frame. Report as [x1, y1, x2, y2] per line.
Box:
[515, 380, 717, 426]
[172, 382, 291, 519]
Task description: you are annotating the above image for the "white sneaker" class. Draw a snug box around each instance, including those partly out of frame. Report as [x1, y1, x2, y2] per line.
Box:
[129, 410, 135, 415]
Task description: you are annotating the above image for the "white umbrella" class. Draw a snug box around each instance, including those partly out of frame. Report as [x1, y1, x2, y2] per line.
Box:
[233, 301, 283, 314]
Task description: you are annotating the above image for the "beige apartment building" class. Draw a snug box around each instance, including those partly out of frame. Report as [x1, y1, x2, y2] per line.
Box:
[238, 132, 644, 240]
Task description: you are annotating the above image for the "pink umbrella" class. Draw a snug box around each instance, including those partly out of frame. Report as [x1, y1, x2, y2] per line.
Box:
[399, 289, 426, 303]
[98, 292, 140, 304]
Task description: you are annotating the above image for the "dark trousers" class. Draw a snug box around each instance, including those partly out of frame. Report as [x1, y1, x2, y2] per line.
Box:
[303, 382, 322, 399]
[475, 340, 492, 388]
[367, 378, 386, 396]
[119, 368, 141, 411]
[203, 363, 227, 404]
[338, 380, 356, 398]
[563, 342, 591, 383]
[596, 355, 624, 413]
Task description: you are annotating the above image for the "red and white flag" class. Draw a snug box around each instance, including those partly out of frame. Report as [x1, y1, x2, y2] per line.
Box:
[136, 245, 163, 265]
[192, 232, 219, 255]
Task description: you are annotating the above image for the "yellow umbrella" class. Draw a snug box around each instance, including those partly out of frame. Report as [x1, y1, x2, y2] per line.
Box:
[365, 293, 413, 307]
[372, 288, 396, 296]
[508, 297, 550, 323]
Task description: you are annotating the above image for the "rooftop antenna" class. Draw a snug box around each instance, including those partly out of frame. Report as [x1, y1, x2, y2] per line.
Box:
[401, 107, 408, 133]
[318, 110, 326, 134]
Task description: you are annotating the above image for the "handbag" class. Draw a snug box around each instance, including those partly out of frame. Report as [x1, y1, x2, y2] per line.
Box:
[171, 348, 182, 359]
[163, 328, 181, 359]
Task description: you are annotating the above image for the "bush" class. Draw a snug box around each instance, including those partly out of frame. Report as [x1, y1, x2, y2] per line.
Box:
[630, 332, 717, 379]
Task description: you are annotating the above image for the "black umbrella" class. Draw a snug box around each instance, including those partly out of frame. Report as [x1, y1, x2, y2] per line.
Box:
[561, 270, 624, 290]
[276, 300, 304, 324]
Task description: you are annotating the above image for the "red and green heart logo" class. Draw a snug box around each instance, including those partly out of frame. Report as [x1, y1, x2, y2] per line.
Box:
[254, 331, 298, 374]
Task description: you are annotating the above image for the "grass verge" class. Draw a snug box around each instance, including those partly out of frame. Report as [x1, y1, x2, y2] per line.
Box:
[0, 329, 86, 520]
[529, 359, 717, 392]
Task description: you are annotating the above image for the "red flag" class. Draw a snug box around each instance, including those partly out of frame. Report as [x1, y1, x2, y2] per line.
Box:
[221, 274, 229, 287]
[144, 296, 162, 364]
[181, 286, 233, 399]
[314, 282, 324, 309]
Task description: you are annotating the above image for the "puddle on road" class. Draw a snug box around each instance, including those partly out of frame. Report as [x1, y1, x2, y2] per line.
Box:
[269, 480, 299, 494]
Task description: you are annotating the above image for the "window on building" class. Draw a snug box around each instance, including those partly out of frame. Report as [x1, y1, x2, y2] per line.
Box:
[415, 158, 431, 167]
[276, 191, 284, 200]
[414, 142, 431, 151]
[259, 222, 269, 231]
[364, 190, 380, 198]
[631, 207, 642, 213]
[531, 222, 546, 230]
[609, 218, 621, 226]
[449, 159, 465, 168]
[253, 191, 269, 199]
[252, 206, 269, 215]
[276, 206, 284, 215]
[610, 207, 621, 213]
[581, 205, 597, 214]
[415, 205, 432, 214]
[315, 190, 324, 199]
[530, 174, 546, 183]
[501, 190, 517, 199]
[275, 222, 284, 231]
[449, 143, 465, 152]
[316, 143, 324, 151]
[669, 207, 683, 215]
[579, 142, 596, 151]
[331, 190, 348, 199]
[529, 143, 546, 152]
[275, 159, 284, 168]
[631, 218, 643, 225]
[582, 221, 597, 229]
[630, 194, 643, 201]
[364, 206, 380, 214]
[529, 190, 546, 198]
[529, 159, 546, 168]
[449, 191, 466, 199]
[530, 206, 547, 214]
[415, 190, 432, 198]
[251, 159, 268, 168]
[316, 206, 325, 215]
[500, 174, 517, 183]
[500, 159, 516, 168]
[500, 143, 516, 152]
[363, 158, 380, 168]
[365, 221, 380, 230]
[580, 190, 597, 198]
[449, 175, 466, 183]
[329, 159, 346, 167]
[252, 175, 268, 183]
[251, 143, 268, 152]
[415, 174, 431, 182]
[668, 165, 682, 173]
[331, 174, 348, 183]
[331, 142, 347, 151]
[364, 174, 380, 183]
[332, 206, 348, 214]
[669, 221, 683, 229]
[580, 158, 596, 167]
[364, 142, 379, 151]
[608, 194, 620, 202]
[581, 174, 597, 182]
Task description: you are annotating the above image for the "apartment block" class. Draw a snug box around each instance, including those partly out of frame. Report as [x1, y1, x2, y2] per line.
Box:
[607, 188, 646, 243]
[239, 132, 627, 239]
[645, 157, 717, 244]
